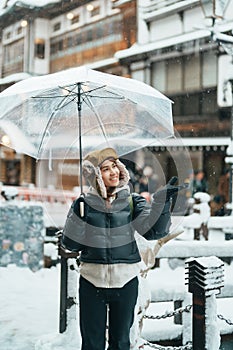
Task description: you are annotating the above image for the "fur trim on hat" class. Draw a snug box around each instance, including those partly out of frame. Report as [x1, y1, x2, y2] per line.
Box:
[84, 148, 119, 168]
[115, 159, 130, 187]
[82, 158, 130, 199]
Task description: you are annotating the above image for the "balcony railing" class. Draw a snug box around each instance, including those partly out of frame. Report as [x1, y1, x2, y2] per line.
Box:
[141, 0, 200, 21]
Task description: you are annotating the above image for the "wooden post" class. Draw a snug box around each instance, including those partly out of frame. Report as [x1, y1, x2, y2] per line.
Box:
[185, 257, 224, 350]
[192, 288, 206, 349]
[57, 231, 78, 334]
[59, 255, 68, 333]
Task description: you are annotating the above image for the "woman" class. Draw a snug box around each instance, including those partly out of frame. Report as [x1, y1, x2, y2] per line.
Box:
[61, 147, 183, 350]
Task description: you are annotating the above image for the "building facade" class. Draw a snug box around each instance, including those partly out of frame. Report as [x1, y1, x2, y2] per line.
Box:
[116, 0, 233, 194]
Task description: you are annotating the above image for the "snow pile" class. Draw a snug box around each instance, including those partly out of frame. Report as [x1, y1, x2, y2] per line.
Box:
[35, 320, 81, 350]
[205, 294, 221, 350]
[0, 265, 59, 350]
[193, 192, 211, 224]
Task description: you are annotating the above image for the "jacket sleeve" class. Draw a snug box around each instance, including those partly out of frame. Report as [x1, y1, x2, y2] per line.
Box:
[61, 198, 86, 252]
[131, 193, 171, 240]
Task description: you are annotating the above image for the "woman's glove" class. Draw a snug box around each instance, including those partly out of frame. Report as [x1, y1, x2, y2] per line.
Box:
[153, 176, 188, 203]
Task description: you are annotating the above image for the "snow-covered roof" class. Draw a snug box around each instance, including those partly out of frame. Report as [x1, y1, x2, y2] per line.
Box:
[0, 72, 33, 85]
[0, 0, 60, 16]
[142, 0, 200, 22]
[115, 29, 213, 60]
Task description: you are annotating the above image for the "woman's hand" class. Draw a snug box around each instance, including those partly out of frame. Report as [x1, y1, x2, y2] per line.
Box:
[153, 176, 188, 203]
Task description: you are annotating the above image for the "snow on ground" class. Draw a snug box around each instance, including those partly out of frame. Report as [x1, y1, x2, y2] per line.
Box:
[0, 265, 59, 350]
[1, 229, 233, 350]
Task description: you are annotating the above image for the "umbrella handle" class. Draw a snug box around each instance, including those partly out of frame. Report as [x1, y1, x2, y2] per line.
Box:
[79, 194, 85, 217]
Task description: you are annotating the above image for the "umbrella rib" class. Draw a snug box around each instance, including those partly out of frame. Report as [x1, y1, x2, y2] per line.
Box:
[32, 87, 78, 111]
[85, 85, 125, 100]
[35, 84, 110, 157]
[81, 90, 109, 144]
[36, 109, 57, 159]
[77, 83, 126, 100]
[35, 83, 139, 159]
[36, 91, 77, 158]
[62, 84, 125, 100]
[60, 84, 109, 98]
[86, 94, 123, 99]
[32, 95, 62, 98]
[80, 84, 109, 96]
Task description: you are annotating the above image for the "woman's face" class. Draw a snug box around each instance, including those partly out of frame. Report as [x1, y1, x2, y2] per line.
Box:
[100, 159, 120, 188]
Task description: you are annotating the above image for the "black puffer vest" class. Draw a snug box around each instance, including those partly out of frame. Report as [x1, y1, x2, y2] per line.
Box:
[62, 188, 171, 264]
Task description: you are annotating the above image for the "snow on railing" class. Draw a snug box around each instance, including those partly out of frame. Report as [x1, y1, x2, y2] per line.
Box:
[0, 185, 78, 203]
[140, 0, 200, 19]
[141, 0, 197, 13]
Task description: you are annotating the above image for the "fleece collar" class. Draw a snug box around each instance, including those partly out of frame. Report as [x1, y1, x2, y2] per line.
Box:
[82, 159, 130, 199]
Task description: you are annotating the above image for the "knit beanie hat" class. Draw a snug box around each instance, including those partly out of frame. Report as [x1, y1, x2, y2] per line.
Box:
[82, 147, 130, 198]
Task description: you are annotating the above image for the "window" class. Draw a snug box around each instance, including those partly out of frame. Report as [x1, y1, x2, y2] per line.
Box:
[67, 36, 73, 48]
[202, 51, 217, 88]
[171, 90, 217, 117]
[3, 40, 24, 64]
[183, 93, 199, 116]
[91, 6, 100, 17]
[50, 43, 56, 55]
[17, 27, 23, 35]
[50, 14, 123, 59]
[34, 39, 45, 59]
[151, 44, 219, 119]
[151, 61, 166, 92]
[96, 23, 103, 38]
[172, 95, 183, 116]
[58, 40, 63, 51]
[75, 33, 82, 46]
[86, 29, 93, 42]
[167, 58, 182, 93]
[71, 15, 80, 25]
[152, 50, 215, 96]
[53, 22, 61, 32]
[5, 31, 11, 40]
[184, 55, 201, 90]
[4, 160, 21, 186]
[201, 89, 217, 114]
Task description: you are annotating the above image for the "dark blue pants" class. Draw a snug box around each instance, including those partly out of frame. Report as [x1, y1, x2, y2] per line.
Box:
[79, 275, 138, 350]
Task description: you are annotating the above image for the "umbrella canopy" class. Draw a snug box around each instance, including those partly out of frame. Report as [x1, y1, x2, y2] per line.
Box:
[0, 66, 173, 161]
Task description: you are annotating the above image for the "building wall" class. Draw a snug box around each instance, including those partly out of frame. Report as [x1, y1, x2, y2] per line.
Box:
[120, 0, 233, 195]
[48, 2, 136, 72]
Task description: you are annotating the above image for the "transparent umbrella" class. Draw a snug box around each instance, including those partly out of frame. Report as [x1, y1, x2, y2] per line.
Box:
[0, 66, 174, 192]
